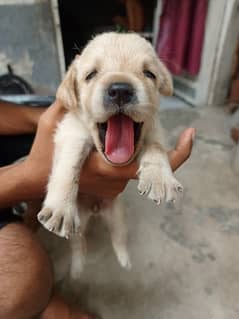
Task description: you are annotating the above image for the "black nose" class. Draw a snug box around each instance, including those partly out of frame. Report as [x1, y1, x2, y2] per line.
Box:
[106, 82, 135, 106]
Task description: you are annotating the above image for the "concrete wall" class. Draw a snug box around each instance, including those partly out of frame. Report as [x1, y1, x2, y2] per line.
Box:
[0, 0, 63, 94]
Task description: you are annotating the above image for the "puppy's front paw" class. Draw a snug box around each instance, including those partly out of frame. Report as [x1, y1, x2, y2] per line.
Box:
[138, 166, 183, 204]
[38, 204, 80, 239]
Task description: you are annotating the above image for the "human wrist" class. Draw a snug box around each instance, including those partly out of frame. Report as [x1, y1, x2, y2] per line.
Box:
[14, 161, 35, 201]
[19, 161, 36, 201]
[25, 107, 45, 132]
[21, 159, 47, 201]
[0, 162, 30, 208]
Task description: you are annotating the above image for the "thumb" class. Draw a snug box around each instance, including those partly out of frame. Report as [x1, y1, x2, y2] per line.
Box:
[169, 128, 195, 171]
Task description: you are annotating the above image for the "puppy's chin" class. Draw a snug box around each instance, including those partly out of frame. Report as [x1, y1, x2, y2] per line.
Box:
[94, 114, 143, 166]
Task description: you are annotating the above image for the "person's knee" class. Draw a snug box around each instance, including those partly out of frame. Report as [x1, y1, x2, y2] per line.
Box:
[0, 223, 53, 319]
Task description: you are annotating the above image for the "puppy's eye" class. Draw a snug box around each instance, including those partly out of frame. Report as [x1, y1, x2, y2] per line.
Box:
[143, 70, 156, 80]
[85, 70, 97, 81]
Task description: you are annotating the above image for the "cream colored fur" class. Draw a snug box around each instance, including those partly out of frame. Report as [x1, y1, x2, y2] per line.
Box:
[37, 32, 182, 280]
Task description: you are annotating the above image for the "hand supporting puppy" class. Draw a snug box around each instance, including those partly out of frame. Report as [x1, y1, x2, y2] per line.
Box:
[0, 100, 194, 210]
[22, 100, 195, 201]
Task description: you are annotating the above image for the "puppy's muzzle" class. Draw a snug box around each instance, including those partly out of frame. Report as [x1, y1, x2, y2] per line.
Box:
[98, 82, 142, 165]
[104, 82, 136, 107]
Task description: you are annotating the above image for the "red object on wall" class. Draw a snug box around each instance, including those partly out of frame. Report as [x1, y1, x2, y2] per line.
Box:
[156, 0, 177, 72]
[184, 0, 208, 75]
[156, 0, 208, 77]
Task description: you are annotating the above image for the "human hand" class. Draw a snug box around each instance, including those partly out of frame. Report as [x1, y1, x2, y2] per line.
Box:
[22, 99, 195, 200]
[79, 128, 195, 198]
[0, 100, 45, 135]
[23, 100, 66, 198]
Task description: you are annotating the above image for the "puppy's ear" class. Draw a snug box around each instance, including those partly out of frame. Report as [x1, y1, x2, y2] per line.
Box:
[56, 61, 79, 110]
[157, 60, 173, 96]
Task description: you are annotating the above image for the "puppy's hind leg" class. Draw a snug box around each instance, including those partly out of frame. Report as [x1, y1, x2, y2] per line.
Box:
[101, 199, 131, 270]
[69, 209, 91, 280]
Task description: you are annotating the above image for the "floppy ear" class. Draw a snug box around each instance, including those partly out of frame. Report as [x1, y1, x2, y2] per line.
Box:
[56, 61, 79, 111]
[157, 60, 173, 96]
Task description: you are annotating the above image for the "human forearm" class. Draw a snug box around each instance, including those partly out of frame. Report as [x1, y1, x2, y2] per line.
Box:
[0, 164, 14, 174]
[0, 96, 195, 208]
[0, 162, 41, 208]
[0, 101, 45, 135]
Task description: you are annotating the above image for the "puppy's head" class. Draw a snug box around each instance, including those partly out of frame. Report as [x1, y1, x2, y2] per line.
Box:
[57, 32, 173, 165]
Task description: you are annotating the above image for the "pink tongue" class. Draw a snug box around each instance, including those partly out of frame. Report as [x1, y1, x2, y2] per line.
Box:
[105, 114, 134, 164]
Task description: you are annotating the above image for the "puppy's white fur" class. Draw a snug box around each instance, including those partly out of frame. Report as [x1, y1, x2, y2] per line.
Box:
[38, 32, 182, 279]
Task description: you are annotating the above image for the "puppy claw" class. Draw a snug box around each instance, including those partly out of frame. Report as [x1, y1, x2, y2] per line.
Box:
[74, 224, 82, 237]
[115, 249, 132, 270]
[119, 254, 132, 270]
[139, 190, 146, 196]
[37, 205, 80, 239]
[154, 199, 161, 205]
[138, 182, 151, 197]
[38, 208, 52, 223]
[138, 166, 183, 205]
[176, 185, 183, 193]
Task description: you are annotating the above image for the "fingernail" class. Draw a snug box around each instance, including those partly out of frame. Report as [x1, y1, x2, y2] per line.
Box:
[187, 127, 196, 141]
[190, 128, 196, 141]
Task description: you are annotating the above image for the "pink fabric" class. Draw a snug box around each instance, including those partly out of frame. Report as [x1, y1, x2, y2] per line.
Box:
[156, 0, 177, 72]
[184, 0, 208, 75]
[170, 0, 193, 74]
[156, 0, 208, 76]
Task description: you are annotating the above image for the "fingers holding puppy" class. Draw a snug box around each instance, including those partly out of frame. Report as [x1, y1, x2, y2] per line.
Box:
[168, 127, 195, 171]
[78, 128, 195, 199]
[84, 127, 195, 180]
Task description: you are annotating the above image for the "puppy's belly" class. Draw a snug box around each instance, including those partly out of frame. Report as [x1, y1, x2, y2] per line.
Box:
[78, 193, 113, 214]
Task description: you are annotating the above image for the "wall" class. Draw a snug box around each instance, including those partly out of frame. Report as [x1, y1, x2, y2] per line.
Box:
[0, 0, 63, 94]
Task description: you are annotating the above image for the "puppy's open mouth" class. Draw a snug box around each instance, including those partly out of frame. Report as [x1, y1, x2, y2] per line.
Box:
[98, 114, 143, 164]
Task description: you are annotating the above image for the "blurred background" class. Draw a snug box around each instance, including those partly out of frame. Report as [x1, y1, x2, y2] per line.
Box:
[0, 1, 239, 318]
[1, 0, 239, 107]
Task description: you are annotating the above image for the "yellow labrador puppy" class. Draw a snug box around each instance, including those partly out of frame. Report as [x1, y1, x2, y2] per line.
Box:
[38, 32, 183, 278]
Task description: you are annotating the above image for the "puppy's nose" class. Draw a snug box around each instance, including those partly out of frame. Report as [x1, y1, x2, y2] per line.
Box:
[106, 82, 134, 106]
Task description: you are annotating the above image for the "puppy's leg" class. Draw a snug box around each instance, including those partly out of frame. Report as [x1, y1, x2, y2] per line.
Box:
[38, 115, 92, 239]
[101, 199, 131, 270]
[69, 209, 91, 280]
[138, 122, 183, 204]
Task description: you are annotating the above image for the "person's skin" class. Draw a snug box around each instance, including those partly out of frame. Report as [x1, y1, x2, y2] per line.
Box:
[0, 100, 195, 319]
[0, 100, 45, 135]
[0, 100, 195, 207]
